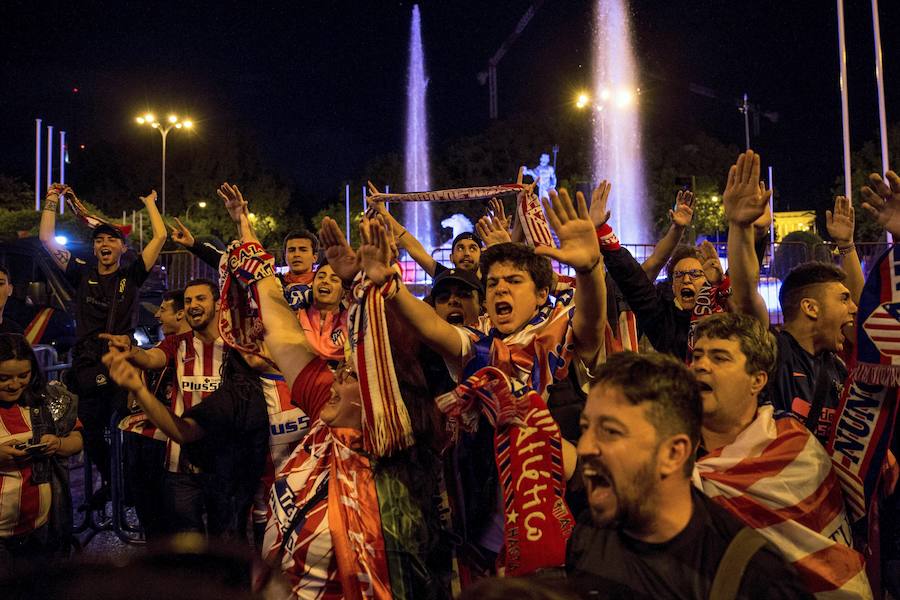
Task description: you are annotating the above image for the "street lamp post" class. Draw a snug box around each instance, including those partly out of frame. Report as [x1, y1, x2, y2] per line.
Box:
[185, 201, 207, 221]
[135, 113, 193, 215]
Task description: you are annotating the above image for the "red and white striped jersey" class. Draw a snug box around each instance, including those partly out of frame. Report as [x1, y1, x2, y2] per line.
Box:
[253, 374, 310, 524]
[157, 331, 225, 473]
[0, 404, 51, 537]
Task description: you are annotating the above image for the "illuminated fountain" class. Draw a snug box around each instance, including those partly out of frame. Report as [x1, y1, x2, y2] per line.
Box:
[404, 4, 433, 252]
[591, 0, 648, 243]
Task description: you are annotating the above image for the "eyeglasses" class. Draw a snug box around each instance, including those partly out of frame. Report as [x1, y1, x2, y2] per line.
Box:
[330, 361, 358, 385]
[673, 269, 705, 280]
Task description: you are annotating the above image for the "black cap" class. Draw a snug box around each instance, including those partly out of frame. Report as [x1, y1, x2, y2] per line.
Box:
[451, 231, 482, 250]
[432, 268, 484, 297]
[91, 223, 125, 241]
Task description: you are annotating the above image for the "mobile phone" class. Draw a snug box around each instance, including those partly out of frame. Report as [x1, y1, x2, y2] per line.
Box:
[13, 442, 49, 454]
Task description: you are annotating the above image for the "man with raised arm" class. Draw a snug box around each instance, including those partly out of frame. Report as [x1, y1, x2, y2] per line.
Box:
[101, 278, 228, 534]
[345, 187, 605, 398]
[593, 183, 722, 361]
[38, 184, 166, 491]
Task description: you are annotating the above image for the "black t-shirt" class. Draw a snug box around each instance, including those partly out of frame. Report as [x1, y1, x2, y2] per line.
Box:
[65, 256, 150, 341]
[762, 329, 846, 444]
[183, 374, 269, 498]
[565, 489, 813, 600]
[0, 317, 24, 335]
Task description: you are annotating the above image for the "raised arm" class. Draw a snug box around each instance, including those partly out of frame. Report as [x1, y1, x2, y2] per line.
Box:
[476, 199, 512, 248]
[218, 183, 317, 389]
[723, 150, 770, 326]
[99, 333, 168, 370]
[537, 188, 605, 364]
[367, 182, 439, 276]
[104, 349, 203, 444]
[353, 216, 464, 361]
[38, 184, 71, 271]
[140, 190, 167, 271]
[826, 195, 863, 303]
[642, 190, 694, 280]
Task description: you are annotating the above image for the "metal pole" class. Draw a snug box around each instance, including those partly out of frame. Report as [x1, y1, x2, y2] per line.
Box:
[35, 119, 42, 211]
[362, 186, 367, 212]
[345, 184, 351, 243]
[139, 211, 144, 250]
[160, 128, 168, 216]
[46, 125, 53, 197]
[837, 0, 853, 200]
[871, 0, 892, 244]
[768, 165, 775, 253]
[59, 130, 66, 214]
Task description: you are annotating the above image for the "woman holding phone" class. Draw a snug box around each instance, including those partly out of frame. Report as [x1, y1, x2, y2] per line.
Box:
[0, 334, 82, 579]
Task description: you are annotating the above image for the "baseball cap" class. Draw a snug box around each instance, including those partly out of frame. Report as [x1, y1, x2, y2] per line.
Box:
[432, 268, 484, 297]
[91, 223, 125, 241]
[451, 231, 482, 251]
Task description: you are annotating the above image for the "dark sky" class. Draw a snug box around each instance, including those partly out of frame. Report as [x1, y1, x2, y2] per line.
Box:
[1, 1, 898, 212]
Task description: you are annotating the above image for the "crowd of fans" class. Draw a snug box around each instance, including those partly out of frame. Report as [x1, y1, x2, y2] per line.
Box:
[0, 150, 899, 599]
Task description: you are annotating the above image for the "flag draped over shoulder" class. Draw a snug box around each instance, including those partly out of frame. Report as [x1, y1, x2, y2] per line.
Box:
[694, 405, 871, 599]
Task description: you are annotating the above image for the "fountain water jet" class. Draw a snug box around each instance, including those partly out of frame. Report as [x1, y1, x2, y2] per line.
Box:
[592, 0, 648, 244]
[404, 4, 433, 252]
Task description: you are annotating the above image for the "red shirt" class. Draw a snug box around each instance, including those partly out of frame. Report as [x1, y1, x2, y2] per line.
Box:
[0, 404, 50, 537]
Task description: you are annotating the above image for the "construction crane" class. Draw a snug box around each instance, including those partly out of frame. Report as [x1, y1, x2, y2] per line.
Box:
[477, 0, 545, 119]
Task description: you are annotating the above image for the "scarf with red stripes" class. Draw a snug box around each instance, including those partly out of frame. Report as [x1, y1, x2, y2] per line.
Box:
[695, 405, 871, 598]
[368, 184, 553, 249]
[437, 367, 573, 576]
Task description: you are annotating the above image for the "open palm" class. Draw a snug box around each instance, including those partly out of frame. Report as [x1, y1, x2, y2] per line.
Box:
[537, 189, 600, 271]
[723, 150, 771, 227]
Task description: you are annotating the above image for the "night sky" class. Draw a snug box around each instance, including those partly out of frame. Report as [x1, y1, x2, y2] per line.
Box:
[2, 1, 898, 214]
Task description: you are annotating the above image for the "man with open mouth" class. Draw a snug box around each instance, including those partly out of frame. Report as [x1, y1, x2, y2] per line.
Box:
[427, 267, 483, 327]
[38, 184, 167, 497]
[691, 313, 871, 598]
[567, 351, 811, 599]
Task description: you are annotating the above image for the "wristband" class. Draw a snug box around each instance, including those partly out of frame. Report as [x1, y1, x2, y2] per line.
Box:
[595, 223, 621, 251]
[836, 243, 856, 256]
[574, 256, 602, 275]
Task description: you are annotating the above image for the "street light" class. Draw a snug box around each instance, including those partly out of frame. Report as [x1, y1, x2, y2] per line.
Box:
[185, 200, 207, 221]
[135, 111, 194, 215]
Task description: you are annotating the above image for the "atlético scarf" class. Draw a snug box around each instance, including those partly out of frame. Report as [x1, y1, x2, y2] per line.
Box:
[217, 240, 277, 368]
[827, 245, 900, 525]
[686, 275, 732, 358]
[297, 305, 348, 361]
[347, 270, 415, 457]
[436, 367, 574, 576]
[368, 184, 555, 249]
[695, 405, 871, 599]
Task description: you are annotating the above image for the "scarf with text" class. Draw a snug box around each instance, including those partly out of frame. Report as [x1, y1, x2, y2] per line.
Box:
[63, 192, 133, 236]
[436, 367, 573, 576]
[368, 184, 555, 249]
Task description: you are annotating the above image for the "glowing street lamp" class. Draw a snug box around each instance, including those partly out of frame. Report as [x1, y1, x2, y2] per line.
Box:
[134, 111, 194, 215]
[577, 86, 640, 112]
[185, 200, 207, 221]
[575, 92, 591, 109]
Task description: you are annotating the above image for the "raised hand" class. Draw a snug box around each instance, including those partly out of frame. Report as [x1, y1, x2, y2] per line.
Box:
[536, 188, 601, 272]
[670, 190, 695, 227]
[318, 217, 360, 282]
[698, 240, 724, 284]
[861, 171, 900, 238]
[488, 197, 510, 232]
[358, 216, 395, 285]
[140, 190, 158, 205]
[169, 217, 195, 248]
[826, 195, 855, 246]
[102, 346, 144, 393]
[588, 180, 612, 227]
[216, 182, 247, 223]
[476, 214, 512, 247]
[98, 333, 137, 358]
[723, 150, 772, 227]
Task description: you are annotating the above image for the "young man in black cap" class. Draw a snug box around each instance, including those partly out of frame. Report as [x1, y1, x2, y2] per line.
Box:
[39, 184, 167, 489]
[428, 267, 484, 327]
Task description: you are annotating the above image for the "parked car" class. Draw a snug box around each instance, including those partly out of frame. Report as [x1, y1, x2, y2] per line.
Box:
[0, 237, 166, 355]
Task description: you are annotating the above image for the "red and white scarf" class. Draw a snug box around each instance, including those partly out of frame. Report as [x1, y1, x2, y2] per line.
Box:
[437, 367, 574, 576]
[694, 405, 871, 599]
